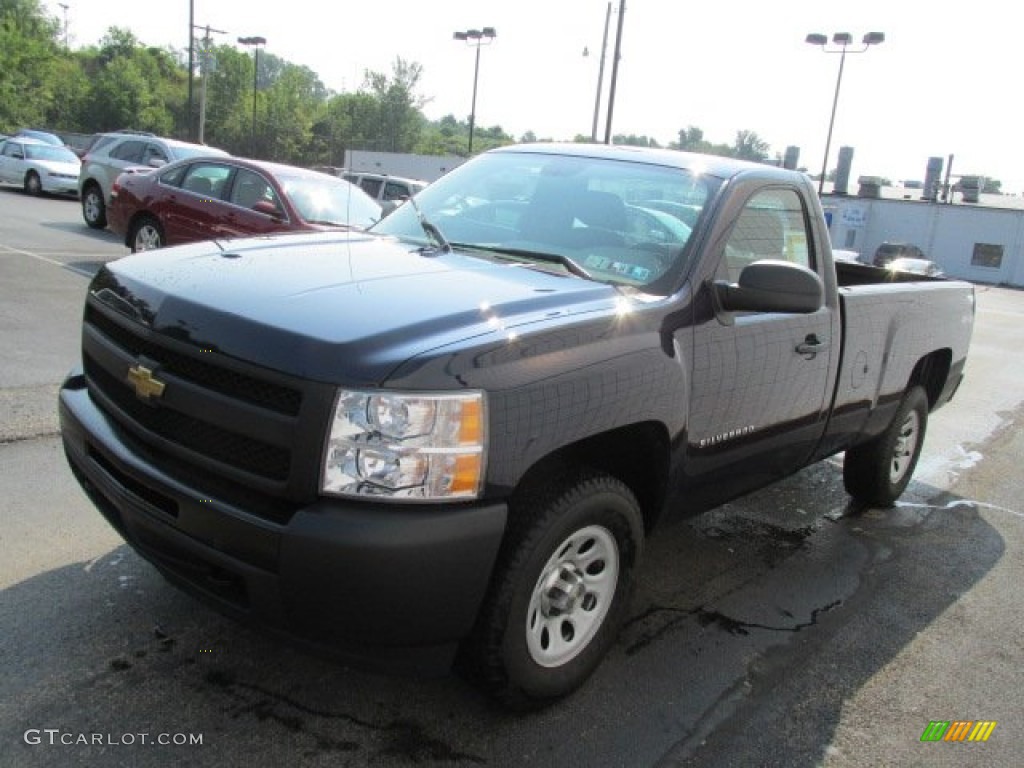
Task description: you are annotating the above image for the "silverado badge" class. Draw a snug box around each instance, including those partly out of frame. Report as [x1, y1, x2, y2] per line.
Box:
[126, 364, 166, 401]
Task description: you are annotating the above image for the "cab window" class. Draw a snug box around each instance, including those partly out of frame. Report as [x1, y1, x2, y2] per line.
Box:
[720, 188, 811, 283]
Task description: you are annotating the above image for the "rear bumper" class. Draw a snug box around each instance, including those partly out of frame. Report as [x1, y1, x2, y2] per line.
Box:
[59, 370, 507, 673]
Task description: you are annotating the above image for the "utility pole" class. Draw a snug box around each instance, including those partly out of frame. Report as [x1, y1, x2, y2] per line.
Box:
[58, 3, 69, 50]
[603, 0, 626, 144]
[187, 0, 194, 140]
[193, 24, 227, 145]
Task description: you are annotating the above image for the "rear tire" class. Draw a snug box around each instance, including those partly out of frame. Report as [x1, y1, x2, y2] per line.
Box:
[464, 468, 643, 709]
[82, 184, 107, 229]
[24, 171, 42, 196]
[843, 385, 929, 507]
[130, 216, 164, 252]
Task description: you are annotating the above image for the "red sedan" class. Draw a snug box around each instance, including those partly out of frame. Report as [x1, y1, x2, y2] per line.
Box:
[107, 156, 382, 252]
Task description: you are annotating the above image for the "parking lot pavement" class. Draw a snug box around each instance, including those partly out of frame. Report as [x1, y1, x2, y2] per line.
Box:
[2, 192, 1023, 766]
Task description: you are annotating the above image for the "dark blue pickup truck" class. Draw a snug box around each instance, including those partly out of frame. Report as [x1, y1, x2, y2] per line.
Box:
[60, 144, 974, 707]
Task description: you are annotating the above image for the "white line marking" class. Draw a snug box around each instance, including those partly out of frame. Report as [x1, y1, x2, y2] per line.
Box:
[0, 243, 97, 277]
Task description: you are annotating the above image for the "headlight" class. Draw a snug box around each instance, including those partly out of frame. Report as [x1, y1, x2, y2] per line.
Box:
[321, 390, 486, 501]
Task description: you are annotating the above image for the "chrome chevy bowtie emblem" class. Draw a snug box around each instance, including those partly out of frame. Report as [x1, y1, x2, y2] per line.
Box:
[126, 364, 166, 401]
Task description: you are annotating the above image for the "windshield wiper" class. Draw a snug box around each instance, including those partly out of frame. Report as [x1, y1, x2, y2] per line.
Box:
[455, 245, 594, 281]
[406, 196, 451, 254]
[306, 220, 361, 229]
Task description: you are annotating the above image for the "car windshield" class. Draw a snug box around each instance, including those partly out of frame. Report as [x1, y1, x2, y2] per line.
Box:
[25, 144, 79, 163]
[278, 174, 382, 229]
[370, 149, 717, 293]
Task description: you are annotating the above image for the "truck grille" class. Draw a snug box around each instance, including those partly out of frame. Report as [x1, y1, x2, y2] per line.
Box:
[81, 302, 332, 511]
[87, 306, 301, 416]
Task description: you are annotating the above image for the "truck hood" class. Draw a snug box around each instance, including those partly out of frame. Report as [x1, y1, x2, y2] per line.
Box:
[90, 231, 620, 385]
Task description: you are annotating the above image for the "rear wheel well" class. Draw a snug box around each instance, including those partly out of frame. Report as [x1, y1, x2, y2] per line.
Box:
[512, 422, 670, 534]
[909, 349, 952, 408]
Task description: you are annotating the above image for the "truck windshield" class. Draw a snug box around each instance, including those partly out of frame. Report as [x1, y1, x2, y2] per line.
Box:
[371, 150, 716, 292]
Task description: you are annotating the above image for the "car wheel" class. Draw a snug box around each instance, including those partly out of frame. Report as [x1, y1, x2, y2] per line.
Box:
[24, 171, 42, 196]
[464, 468, 643, 709]
[130, 216, 164, 252]
[843, 385, 929, 507]
[82, 184, 107, 229]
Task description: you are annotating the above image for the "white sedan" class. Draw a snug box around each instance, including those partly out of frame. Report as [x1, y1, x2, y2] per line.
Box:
[0, 136, 81, 196]
[887, 256, 944, 277]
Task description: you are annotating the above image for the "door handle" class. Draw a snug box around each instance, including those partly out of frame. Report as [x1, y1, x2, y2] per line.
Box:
[796, 334, 828, 359]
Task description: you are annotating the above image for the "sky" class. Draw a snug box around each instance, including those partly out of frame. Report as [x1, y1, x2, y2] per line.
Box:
[46, 0, 1024, 194]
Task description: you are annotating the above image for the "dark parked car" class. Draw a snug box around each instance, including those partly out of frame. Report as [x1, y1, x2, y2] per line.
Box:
[107, 156, 382, 252]
[873, 241, 925, 267]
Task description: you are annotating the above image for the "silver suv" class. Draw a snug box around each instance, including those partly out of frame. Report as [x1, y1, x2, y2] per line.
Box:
[78, 134, 227, 229]
[341, 172, 427, 214]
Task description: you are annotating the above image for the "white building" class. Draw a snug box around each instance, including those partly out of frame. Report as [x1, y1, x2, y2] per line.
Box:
[823, 188, 1024, 287]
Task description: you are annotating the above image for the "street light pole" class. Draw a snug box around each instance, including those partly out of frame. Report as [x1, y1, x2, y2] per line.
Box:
[238, 36, 267, 156]
[806, 32, 885, 195]
[453, 27, 496, 156]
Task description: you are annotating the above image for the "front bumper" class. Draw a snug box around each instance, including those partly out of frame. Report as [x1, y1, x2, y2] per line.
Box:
[43, 176, 80, 195]
[59, 371, 507, 673]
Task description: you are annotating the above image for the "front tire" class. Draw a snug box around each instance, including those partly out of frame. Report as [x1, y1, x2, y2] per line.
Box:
[24, 171, 42, 196]
[465, 469, 643, 708]
[82, 184, 107, 229]
[130, 216, 164, 252]
[844, 385, 929, 507]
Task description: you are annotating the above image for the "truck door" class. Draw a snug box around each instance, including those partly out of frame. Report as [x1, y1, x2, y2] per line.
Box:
[684, 185, 836, 496]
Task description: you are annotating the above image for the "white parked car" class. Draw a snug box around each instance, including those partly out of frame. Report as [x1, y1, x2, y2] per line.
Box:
[0, 136, 81, 196]
[887, 257, 944, 277]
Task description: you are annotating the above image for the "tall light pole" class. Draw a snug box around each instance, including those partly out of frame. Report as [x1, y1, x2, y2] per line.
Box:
[583, 2, 612, 142]
[238, 36, 267, 156]
[453, 27, 496, 156]
[805, 31, 885, 195]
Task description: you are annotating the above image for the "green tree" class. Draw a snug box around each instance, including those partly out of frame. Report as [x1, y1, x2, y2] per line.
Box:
[613, 134, 661, 148]
[732, 129, 770, 162]
[364, 57, 428, 153]
[0, 0, 64, 129]
[260, 60, 326, 162]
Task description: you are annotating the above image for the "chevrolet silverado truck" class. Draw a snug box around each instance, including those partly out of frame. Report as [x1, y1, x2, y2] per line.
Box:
[60, 144, 974, 707]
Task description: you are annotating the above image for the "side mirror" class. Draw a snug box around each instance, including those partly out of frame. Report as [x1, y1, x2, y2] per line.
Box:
[148, 157, 167, 169]
[253, 200, 282, 218]
[714, 260, 824, 314]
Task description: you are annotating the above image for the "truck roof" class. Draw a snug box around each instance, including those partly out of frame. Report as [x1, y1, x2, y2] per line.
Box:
[494, 142, 806, 183]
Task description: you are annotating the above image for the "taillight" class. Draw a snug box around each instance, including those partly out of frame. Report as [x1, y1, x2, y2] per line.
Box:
[111, 179, 121, 197]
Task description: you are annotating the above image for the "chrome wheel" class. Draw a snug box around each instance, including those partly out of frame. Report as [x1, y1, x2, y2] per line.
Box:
[890, 410, 920, 483]
[82, 186, 107, 228]
[526, 524, 619, 668]
[25, 172, 42, 196]
[132, 220, 163, 252]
